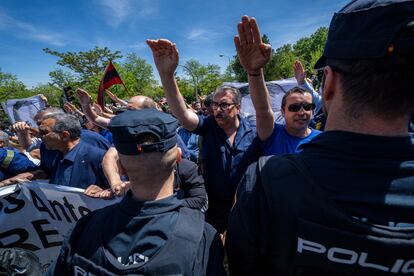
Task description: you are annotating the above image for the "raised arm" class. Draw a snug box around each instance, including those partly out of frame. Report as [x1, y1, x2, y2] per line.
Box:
[105, 89, 128, 106]
[147, 39, 199, 131]
[76, 88, 111, 128]
[235, 16, 274, 141]
[10, 122, 33, 150]
[293, 60, 322, 112]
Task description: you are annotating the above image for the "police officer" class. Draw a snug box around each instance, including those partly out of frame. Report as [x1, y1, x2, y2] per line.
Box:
[47, 109, 225, 275]
[227, 2, 414, 275]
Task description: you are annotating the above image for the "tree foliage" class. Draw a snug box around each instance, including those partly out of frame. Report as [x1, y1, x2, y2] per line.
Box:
[0, 68, 29, 102]
[231, 28, 328, 82]
[1, 26, 328, 110]
[43, 47, 122, 82]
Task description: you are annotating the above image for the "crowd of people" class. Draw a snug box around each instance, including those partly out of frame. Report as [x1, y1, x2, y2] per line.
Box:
[0, 0, 414, 275]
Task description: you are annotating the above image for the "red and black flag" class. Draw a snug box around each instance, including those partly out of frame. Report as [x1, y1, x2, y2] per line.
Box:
[97, 60, 128, 107]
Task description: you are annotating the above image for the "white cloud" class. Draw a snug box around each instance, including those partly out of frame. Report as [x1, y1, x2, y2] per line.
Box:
[94, 0, 157, 28]
[187, 28, 219, 41]
[0, 10, 65, 46]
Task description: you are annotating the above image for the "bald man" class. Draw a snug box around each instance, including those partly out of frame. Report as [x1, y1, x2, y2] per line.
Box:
[77, 89, 158, 129]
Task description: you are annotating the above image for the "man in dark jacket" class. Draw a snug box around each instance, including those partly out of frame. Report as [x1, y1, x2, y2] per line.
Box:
[227, 1, 414, 275]
[47, 109, 225, 275]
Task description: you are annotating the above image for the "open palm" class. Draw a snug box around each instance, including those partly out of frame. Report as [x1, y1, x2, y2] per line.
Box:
[147, 39, 179, 76]
[235, 16, 271, 74]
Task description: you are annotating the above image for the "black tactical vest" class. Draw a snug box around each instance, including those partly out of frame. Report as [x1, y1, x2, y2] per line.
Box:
[67, 207, 207, 275]
[257, 155, 414, 275]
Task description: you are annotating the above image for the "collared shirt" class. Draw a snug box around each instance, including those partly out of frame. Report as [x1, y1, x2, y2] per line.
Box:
[263, 123, 321, 156]
[52, 142, 82, 187]
[40, 129, 111, 175]
[192, 115, 261, 201]
[49, 141, 108, 189]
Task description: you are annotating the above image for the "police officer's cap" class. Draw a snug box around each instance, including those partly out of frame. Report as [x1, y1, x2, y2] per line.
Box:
[108, 109, 178, 155]
[315, 0, 414, 69]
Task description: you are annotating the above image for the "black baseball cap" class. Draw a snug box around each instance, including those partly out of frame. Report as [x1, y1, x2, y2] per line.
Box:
[108, 109, 178, 155]
[314, 0, 414, 69]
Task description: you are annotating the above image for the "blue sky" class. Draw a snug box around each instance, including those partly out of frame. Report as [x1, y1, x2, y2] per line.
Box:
[0, 0, 349, 88]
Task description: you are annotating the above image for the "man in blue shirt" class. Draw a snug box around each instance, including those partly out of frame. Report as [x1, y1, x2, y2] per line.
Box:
[239, 49, 321, 155]
[39, 113, 109, 192]
[262, 87, 321, 155]
[147, 39, 261, 233]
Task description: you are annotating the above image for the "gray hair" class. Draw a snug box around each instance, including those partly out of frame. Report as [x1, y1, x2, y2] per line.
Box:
[43, 113, 81, 140]
[214, 86, 242, 105]
[34, 107, 64, 123]
[0, 131, 9, 146]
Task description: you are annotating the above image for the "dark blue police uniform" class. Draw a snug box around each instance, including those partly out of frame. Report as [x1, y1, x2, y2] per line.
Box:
[47, 109, 226, 275]
[47, 192, 225, 275]
[227, 131, 414, 275]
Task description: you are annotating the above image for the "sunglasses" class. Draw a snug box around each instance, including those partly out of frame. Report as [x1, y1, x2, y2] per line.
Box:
[287, 102, 315, 112]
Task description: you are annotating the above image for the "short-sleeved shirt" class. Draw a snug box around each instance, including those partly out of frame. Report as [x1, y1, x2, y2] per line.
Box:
[192, 115, 261, 201]
[263, 123, 321, 156]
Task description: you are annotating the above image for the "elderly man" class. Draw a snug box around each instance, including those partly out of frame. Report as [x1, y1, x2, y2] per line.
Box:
[38, 113, 109, 191]
[46, 109, 225, 275]
[147, 39, 261, 233]
[227, 2, 414, 275]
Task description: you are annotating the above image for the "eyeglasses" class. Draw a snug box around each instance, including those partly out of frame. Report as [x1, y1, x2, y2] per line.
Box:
[287, 102, 315, 112]
[211, 102, 236, 110]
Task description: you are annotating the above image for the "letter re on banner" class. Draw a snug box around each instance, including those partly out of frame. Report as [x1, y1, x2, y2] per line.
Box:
[0, 181, 120, 272]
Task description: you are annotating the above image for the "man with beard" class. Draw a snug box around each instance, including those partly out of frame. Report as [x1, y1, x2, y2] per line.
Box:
[147, 39, 261, 233]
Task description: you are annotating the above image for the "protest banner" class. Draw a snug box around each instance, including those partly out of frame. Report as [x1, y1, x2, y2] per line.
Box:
[0, 181, 120, 272]
[1, 95, 46, 126]
[224, 77, 298, 124]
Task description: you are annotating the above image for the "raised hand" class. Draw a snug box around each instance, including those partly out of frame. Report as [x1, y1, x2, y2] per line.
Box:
[105, 89, 118, 102]
[146, 39, 179, 77]
[93, 103, 103, 116]
[235, 16, 272, 75]
[76, 88, 92, 106]
[293, 60, 306, 85]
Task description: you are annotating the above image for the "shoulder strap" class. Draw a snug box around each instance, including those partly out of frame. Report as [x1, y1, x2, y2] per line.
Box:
[1, 150, 15, 170]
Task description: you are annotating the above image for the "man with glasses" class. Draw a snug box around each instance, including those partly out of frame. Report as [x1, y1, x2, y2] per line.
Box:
[227, 1, 414, 274]
[147, 39, 261, 233]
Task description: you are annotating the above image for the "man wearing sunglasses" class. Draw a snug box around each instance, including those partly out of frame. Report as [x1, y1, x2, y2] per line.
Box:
[264, 86, 321, 155]
[227, 1, 414, 275]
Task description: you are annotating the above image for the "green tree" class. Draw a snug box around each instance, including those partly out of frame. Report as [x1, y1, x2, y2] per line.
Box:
[232, 34, 277, 82]
[272, 44, 296, 79]
[293, 27, 328, 73]
[43, 46, 122, 83]
[117, 53, 156, 98]
[179, 60, 225, 100]
[30, 84, 63, 107]
[48, 68, 79, 90]
[0, 68, 29, 102]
